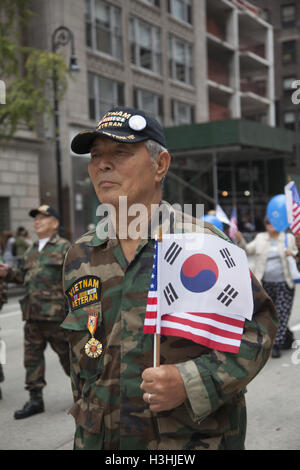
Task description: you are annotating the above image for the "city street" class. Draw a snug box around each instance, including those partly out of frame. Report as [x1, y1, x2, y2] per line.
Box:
[0, 294, 74, 450]
[0, 287, 300, 451]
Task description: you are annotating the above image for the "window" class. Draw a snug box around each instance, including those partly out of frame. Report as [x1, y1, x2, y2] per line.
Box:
[282, 40, 296, 64]
[0, 197, 10, 232]
[261, 8, 270, 23]
[283, 76, 297, 94]
[171, 99, 194, 125]
[281, 4, 296, 28]
[141, 0, 160, 7]
[85, 0, 93, 47]
[169, 34, 193, 84]
[85, 0, 123, 61]
[88, 73, 124, 120]
[283, 111, 296, 130]
[133, 88, 164, 124]
[168, 0, 192, 24]
[130, 17, 162, 74]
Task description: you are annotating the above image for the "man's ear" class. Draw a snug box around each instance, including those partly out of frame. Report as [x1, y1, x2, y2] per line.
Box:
[155, 151, 171, 183]
[51, 217, 60, 231]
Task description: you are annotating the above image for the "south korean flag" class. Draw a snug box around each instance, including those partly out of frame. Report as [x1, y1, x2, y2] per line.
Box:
[158, 233, 253, 321]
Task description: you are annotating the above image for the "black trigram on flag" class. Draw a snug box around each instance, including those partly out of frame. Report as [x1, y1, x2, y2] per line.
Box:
[220, 248, 236, 268]
[163, 282, 178, 306]
[164, 242, 182, 265]
[217, 284, 239, 307]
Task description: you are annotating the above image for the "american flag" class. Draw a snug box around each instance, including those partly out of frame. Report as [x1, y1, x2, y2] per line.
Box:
[229, 207, 238, 240]
[285, 181, 300, 235]
[144, 240, 159, 334]
[144, 239, 246, 354]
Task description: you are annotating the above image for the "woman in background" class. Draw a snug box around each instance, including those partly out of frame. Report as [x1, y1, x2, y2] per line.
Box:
[236, 217, 297, 358]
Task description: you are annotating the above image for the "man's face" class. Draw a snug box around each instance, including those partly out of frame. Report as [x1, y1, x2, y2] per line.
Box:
[33, 214, 58, 238]
[88, 137, 163, 208]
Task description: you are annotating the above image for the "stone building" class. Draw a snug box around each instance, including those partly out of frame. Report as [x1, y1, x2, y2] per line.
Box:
[0, 0, 292, 240]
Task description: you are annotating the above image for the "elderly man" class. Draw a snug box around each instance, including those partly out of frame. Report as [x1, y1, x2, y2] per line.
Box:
[61, 106, 277, 450]
[0, 205, 71, 418]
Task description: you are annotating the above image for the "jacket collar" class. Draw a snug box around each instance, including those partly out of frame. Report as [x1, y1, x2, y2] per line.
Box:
[87, 201, 204, 247]
[33, 232, 60, 248]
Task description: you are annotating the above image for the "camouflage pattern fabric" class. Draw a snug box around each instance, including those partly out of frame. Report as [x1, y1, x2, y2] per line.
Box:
[5, 234, 70, 322]
[61, 202, 277, 450]
[3, 234, 71, 391]
[24, 321, 70, 392]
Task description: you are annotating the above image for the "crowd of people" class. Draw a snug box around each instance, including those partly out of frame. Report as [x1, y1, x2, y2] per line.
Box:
[0, 106, 298, 450]
[0, 227, 32, 268]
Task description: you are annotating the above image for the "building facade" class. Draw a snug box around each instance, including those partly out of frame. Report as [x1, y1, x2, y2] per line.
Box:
[251, 0, 300, 169]
[1, 0, 288, 240]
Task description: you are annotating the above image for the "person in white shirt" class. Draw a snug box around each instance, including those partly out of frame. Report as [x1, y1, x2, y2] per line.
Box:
[0, 205, 71, 418]
[236, 216, 298, 358]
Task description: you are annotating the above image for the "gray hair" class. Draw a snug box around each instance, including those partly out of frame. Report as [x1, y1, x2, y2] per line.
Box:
[144, 140, 168, 161]
[144, 139, 169, 185]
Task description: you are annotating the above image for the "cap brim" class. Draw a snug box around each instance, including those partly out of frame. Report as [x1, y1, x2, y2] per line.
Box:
[29, 209, 40, 218]
[29, 209, 55, 219]
[71, 129, 148, 155]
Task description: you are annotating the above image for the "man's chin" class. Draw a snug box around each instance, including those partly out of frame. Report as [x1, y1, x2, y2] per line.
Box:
[97, 193, 125, 208]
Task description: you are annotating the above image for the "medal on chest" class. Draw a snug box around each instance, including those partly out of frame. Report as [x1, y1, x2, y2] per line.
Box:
[84, 311, 103, 359]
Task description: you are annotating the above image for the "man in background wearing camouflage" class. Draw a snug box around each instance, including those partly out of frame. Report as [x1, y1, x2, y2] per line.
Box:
[62, 106, 277, 450]
[0, 205, 71, 418]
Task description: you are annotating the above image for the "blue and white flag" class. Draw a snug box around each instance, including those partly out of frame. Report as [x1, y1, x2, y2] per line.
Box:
[229, 207, 238, 240]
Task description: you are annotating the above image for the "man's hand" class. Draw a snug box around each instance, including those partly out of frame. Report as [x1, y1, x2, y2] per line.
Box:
[140, 365, 187, 412]
[0, 263, 9, 278]
[296, 234, 300, 249]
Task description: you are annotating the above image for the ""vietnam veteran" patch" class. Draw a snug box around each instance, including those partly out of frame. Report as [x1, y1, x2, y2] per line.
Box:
[65, 275, 101, 310]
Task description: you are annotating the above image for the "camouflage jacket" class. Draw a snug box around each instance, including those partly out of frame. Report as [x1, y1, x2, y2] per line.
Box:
[6, 233, 70, 322]
[61, 202, 277, 450]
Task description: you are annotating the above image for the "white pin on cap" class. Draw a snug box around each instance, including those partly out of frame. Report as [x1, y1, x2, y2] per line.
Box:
[128, 115, 147, 131]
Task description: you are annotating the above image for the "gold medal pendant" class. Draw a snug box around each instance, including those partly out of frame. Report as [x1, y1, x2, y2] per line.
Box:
[84, 311, 103, 358]
[85, 337, 103, 358]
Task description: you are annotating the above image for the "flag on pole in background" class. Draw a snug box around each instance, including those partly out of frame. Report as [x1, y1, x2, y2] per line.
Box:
[229, 207, 238, 240]
[216, 204, 231, 225]
[144, 234, 253, 354]
[285, 181, 300, 234]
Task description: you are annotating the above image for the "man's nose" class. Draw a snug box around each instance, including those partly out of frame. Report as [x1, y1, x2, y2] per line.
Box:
[96, 155, 114, 171]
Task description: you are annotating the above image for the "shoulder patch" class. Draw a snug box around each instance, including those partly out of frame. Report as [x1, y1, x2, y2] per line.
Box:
[65, 275, 101, 311]
[74, 229, 97, 245]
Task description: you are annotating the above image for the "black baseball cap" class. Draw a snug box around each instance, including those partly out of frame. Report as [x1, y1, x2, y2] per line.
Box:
[71, 106, 166, 154]
[29, 205, 60, 221]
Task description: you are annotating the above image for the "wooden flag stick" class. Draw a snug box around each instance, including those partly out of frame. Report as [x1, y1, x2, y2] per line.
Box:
[154, 226, 162, 368]
[154, 333, 160, 368]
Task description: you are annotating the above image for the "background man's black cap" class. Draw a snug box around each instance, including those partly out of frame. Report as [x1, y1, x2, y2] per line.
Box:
[29, 205, 60, 221]
[71, 106, 166, 154]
